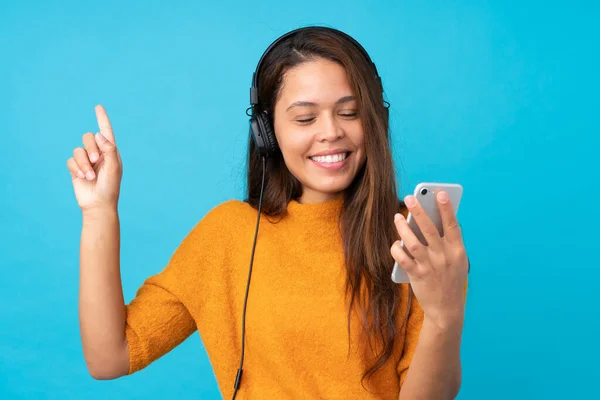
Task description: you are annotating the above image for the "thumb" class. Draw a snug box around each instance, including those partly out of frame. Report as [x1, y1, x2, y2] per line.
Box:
[95, 132, 119, 162]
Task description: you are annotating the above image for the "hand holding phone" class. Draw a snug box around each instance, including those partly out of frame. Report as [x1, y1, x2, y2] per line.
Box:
[391, 182, 463, 284]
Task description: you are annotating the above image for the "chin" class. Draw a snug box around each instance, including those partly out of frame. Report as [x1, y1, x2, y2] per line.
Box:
[291, 156, 365, 199]
[306, 178, 354, 195]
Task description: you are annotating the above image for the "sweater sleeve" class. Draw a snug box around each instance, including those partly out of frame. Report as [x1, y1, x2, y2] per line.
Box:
[397, 279, 469, 386]
[124, 233, 198, 375]
[124, 279, 197, 374]
[124, 201, 234, 375]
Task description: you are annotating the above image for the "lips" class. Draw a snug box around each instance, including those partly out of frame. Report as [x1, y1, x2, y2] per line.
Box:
[309, 152, 349, 163]
[309, 148, 351, 157]
[308, 151, 351, 170]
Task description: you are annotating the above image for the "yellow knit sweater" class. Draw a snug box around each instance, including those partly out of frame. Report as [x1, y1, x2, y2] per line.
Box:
[124, 197, 424, 399]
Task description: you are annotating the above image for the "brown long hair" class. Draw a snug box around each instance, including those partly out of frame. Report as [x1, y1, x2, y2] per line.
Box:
[245, 26, 409, 385]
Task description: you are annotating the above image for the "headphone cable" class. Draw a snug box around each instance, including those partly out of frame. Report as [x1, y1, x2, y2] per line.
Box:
[232, 156, 266, 400]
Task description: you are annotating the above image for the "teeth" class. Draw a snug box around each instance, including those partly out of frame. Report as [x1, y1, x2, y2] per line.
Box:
[310, 153, 347, 163]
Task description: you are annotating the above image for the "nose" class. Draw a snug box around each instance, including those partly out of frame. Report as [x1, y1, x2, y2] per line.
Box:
[316, 112, 344, 142]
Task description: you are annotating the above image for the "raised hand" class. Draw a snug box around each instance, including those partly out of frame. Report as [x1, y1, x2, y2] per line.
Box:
[66, 105, 123, 212]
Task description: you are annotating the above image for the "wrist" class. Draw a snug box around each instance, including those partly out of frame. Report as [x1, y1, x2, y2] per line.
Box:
[82, 205, 119, 221]
[423, 308, 465, 333]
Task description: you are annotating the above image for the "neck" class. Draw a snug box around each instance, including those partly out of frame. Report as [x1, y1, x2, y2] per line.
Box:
[286, 196, 344, 224]
[298, 189, 344, 205]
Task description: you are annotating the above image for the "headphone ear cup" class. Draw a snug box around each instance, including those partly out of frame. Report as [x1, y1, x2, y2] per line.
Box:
[256, 113, 278, 157]
[249, 115, 267, 157]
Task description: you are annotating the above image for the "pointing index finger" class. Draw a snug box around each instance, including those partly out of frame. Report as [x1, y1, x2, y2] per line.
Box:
[95, 104, 115, 144]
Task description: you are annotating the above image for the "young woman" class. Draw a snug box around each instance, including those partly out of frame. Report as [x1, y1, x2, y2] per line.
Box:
[67, 26, 469, 399]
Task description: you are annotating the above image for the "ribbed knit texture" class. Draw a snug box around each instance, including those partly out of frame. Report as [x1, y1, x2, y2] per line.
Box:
[124, 198, 426, 399]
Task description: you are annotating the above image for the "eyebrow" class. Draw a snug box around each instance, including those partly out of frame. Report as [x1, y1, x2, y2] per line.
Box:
[285, 95, 356, 112]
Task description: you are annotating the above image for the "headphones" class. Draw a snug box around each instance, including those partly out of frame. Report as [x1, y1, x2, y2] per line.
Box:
[248, 26, 386, 158]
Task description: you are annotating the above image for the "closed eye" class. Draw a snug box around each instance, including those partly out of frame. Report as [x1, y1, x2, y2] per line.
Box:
[296, 112, 359, 124]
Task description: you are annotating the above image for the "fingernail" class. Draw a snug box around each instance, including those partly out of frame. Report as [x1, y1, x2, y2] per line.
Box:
[405, 195, 416, 207]
[90, 152, 99, 162]
[96, 132, 106, 142]
[437, 191, 449, 203]
[86, 170, 95, 180]
[77, 170, 85, 179]
[394, 213, 403, 222]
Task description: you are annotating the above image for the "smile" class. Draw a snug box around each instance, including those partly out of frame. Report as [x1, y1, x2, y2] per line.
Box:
[308, 152, 351, 170]
[309, 152, 348, 163]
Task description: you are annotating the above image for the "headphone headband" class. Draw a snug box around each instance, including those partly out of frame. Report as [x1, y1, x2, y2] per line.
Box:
[249, 26, 383, 106]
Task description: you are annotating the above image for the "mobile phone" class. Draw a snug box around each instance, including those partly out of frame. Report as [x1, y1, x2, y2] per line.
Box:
[391, 182, 464, 284]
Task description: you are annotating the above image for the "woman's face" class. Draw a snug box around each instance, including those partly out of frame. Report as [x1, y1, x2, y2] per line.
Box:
[273, 58, 367, 204]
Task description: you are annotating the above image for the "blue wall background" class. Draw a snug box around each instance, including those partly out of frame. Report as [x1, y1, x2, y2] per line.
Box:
[1, 0, 598, 398]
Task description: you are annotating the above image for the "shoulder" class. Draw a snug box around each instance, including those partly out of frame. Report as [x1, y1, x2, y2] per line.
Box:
[173, 200, 255, 256]
[202, 199, 256, 224]
[189, 199, 256, 235]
